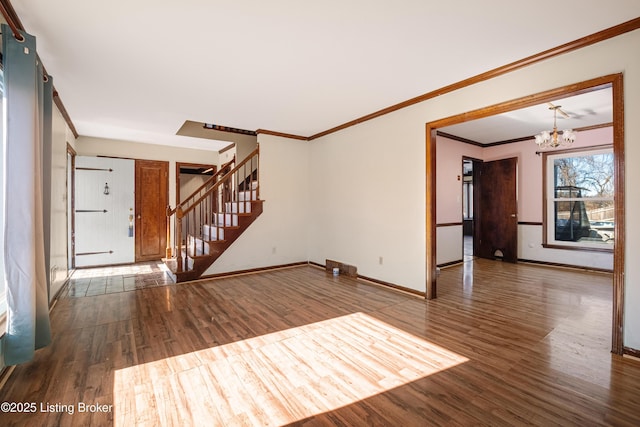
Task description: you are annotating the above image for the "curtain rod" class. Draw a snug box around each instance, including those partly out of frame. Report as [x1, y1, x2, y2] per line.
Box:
[0, 0, 79, 138]
[0, 1, 24, 42]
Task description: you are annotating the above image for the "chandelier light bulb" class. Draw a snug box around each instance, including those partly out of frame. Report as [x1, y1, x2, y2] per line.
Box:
[534, 105, 576, 149]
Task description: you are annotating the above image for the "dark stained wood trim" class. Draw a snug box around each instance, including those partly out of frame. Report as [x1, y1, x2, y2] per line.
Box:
[309, 261, 424, 297]
[53, 92, 79, 139]
[256, 129, 309, 141]
[518, 258, 613, 273]
[483, 135, 536, 147]
[519, 221, 543, 226]
[426, 126, 437, 300]
[623, 347, 640, 359]
[436, 222, 463, 227]
[66, 142, 77, 156]
[310, 18, 640, 140]
[196, 262, 309, 280]
[436, 131, 483, 147]
[356, 274, 424, 297]
[612, 74, 625, 355]
[431, 77, 616, 129]
[437, 260, 464, 268]
[440, 123, 614, 148]
[426, 73, 625, 353]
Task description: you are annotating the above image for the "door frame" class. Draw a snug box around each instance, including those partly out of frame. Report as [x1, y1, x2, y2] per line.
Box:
[475, 157, 518, 263]
[425, 73, 625, 354]
[175, 162, 217, 206]
[66, 143, 76, 270]
[462, 156, 482, 260]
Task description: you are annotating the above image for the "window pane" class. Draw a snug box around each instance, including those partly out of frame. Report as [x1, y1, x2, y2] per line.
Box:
[548, 148, 614, 249]
[554, 200, 614, 245]
[554, 153, 614, 198]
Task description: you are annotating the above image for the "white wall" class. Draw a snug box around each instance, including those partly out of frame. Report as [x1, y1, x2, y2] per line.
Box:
[308, 108, 426, 290]
[75, 136, 219, 210]
[204, 135, 310, 274]
[308, 29, 640, 349]
[180, 174, 209, 204]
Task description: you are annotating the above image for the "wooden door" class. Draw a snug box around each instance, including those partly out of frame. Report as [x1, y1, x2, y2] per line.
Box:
[476, 157, 518, 263]
[135, 160, 168, 262]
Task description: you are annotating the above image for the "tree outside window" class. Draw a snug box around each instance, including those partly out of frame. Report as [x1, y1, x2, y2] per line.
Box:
[545, 147, 614, 250]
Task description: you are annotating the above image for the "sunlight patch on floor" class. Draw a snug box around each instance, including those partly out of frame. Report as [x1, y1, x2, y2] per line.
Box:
[114, 312, 468, 426]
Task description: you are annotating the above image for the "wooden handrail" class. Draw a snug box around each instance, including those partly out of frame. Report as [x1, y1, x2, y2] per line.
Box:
[179, 146, 259, 218]
[181, 156, 235, 207]
[166, 157, 235, 217]
[166, 144, 259, 274]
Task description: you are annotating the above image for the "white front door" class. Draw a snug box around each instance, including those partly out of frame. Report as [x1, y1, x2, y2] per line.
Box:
[75, 156, 135, 267]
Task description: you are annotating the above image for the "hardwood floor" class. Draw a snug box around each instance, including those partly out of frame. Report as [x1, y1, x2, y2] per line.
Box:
[1, 260, 639, 426]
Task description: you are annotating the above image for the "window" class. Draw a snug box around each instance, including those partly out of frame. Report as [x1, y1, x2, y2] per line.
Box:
[462, 180, 473, 219]
[544, 146, 614, 250]
[462, 160, 473, 220]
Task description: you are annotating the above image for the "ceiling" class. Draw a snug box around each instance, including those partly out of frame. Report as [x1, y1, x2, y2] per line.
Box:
[8, 1, 640, 151]
[439, 87, 613, 145]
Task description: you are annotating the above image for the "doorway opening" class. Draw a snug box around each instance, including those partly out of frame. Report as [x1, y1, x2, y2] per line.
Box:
[426, 74, 624, 354]
[462, 158, 482, 262]
[176, 162, 217, 206]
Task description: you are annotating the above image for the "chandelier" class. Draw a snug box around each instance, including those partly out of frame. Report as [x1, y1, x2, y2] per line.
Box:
[534, 105, 576, 149]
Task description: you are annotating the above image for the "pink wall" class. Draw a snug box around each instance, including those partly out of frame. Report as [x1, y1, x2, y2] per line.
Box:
[436, 136, 482, 223]
[436, 126, 613, 223]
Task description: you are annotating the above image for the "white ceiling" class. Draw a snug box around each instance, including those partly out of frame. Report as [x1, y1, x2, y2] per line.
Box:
[9, 1, 640, 151]
[440, 87, 614, 145]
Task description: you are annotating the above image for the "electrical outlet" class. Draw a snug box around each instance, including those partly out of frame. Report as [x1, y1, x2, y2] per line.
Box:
[272, 246, 277, 254]
[379, 256, 383, 265]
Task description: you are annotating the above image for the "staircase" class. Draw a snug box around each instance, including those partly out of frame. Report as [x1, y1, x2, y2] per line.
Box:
[164, 146, 263, 282]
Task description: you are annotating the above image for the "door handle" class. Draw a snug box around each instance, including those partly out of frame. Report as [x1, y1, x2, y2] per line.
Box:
[137, 214, 141, 219]
[510, 214, 517, 218]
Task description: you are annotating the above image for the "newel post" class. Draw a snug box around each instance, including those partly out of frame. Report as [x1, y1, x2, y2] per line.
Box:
[176, 206, 184, 273]
[165, 205, 172, 258]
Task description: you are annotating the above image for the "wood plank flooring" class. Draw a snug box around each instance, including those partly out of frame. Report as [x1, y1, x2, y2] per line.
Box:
[1, 260, 639, 426]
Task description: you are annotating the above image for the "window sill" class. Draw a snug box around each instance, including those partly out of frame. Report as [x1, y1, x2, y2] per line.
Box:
[542, 243, 614, 253]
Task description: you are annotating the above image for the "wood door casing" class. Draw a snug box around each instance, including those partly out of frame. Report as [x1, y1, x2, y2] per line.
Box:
[476, 157, 518, 263]
[135, 160, 168, 262]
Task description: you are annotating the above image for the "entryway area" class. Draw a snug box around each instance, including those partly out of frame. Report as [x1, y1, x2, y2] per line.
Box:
[63, 261, 174, 297]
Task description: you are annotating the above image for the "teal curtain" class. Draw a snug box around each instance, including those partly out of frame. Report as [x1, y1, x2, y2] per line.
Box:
[2, 24, 52, 365]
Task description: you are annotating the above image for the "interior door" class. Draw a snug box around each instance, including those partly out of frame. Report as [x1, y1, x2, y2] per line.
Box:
[476, 157, 518, 263]
[135, 160, 168, 262]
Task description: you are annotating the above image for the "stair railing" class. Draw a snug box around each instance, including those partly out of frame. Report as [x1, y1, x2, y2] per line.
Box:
[166, 145, 260, 273]
[165, 156, 234, 258]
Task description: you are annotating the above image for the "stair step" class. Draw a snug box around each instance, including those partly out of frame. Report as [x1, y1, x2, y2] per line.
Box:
[225, 201, 252, 213]
[238, 190, 258, 202]
[202, 224, 225, 241]
[187, 235, 210, 256]
[213, 212, 238, 227]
